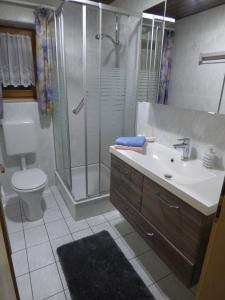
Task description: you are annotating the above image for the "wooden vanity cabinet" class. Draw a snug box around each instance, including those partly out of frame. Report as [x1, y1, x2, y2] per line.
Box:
[110, 155, 214, 287]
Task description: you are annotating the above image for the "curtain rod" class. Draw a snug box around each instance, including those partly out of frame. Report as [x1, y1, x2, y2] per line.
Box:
[0, 0, 56, 10]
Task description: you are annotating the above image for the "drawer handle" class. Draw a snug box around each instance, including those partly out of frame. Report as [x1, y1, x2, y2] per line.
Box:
[147, 232, 154, 237]
[156, 193, 179, 209]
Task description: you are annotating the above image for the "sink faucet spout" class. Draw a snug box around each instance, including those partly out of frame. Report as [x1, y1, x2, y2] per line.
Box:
[173, 138, 190, 161]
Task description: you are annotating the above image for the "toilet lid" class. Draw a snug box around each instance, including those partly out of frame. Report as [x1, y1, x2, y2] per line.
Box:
[12, 168, 47, 190]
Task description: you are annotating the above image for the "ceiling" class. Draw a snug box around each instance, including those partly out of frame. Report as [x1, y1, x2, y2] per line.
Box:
[1, 0, 114, 9]
[145, 0, 225, 20]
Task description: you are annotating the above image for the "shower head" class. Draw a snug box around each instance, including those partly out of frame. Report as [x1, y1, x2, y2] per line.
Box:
[95, 33, 120, 47]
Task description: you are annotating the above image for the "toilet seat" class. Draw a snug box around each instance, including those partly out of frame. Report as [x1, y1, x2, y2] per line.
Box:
[12, 168, 48, 191]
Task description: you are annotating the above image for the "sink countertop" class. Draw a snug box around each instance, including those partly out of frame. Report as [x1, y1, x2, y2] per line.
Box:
[110, 143, 225, 216]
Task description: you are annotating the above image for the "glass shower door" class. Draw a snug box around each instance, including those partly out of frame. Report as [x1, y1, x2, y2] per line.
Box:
[51, 13, 72, 190]
[85, 5, 101, 198]
[99, 10, 142, 194]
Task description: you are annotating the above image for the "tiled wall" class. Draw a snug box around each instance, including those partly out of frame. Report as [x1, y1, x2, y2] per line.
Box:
[0, 4, 56, 195]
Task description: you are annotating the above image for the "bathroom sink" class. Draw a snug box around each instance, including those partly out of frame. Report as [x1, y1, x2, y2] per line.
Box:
[149, 145, 216, 185]
[110, 142, 225, 215]
[116, 142, 216, 185]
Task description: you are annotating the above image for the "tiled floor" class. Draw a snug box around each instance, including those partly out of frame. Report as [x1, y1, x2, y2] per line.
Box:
[5, 186, 195, 300]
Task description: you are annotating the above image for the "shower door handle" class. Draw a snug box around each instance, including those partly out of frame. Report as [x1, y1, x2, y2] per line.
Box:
[72, 97, 85, 115]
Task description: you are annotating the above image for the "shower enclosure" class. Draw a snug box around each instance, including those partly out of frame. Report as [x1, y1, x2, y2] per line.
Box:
[50, 0, 142, 219]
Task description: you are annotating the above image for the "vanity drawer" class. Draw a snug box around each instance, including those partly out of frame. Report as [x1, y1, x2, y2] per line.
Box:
[141, 177, 212, 262]
[111, 155, 143, 210]
[111, 189, 195, 286]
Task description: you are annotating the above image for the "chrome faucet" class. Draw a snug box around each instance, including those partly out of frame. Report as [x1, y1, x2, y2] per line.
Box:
[173, 138, 190, 160]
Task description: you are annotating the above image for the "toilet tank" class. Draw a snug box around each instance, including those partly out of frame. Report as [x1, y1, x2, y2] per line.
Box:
[2, 119, 37, 155]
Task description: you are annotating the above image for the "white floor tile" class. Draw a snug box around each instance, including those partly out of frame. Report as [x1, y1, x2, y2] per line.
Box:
[30, 264, 63, 300]
[59, 205, 71, 218]
[57, 262, 68, 289]
[148, 284, 169, 300]
[130, 250, 171, 286]
[24, 225, 49, 248]
[122, 231, 150, 257]
[86, 215, 106, 226]
[72, 228, 93, 241]
[92, 222, 120, 239]
[4, 199, 21, 218]
[50, 234, 73, 262]
[51, 187, 65, 207]
[65, 217, 89, 233]
[16, 274, 33, 300]
[103, 210, 121, 221]
[22, 215, 44, 230]
[43, 193, 58, 210]
[46, 291, 66, 300]
[27, 242, 55, 271]
[149, 274, 194, 300]
[5, 214, 23, 234]
[109, 217, 134, 237]
[12, 249, 28, 277]
[46, 219, 70, 240]
[114, 237, 136, 260]
[50, 186, 59, 195]
[9, 231, 26, 252]
[65, 290, 71, 300]
[44, 207, 63, 224]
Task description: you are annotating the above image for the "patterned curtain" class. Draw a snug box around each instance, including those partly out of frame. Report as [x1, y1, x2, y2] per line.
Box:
[157, 30, 175, 104]
[34, 8, 53, 115]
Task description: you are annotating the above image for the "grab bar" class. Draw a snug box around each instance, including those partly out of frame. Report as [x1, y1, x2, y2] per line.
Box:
[72, 97, 85, 115]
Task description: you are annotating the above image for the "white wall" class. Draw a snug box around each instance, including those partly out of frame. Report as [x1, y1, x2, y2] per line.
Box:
[114, 0, 225, 169]
[0, 4, 56, 195]
[0, 3, 34, 25]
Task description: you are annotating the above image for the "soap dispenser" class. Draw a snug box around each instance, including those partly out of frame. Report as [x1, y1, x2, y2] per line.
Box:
[203, 145, 216, 169]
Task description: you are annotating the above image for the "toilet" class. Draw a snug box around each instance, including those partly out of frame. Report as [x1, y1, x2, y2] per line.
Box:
[2, 119, 48, 221]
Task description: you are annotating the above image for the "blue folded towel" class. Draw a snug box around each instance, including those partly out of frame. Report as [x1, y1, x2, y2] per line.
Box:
[115, 136, 146, 147]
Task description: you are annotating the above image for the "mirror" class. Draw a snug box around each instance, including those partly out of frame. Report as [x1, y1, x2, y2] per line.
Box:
[137, 1, 166, 104]
[140, 0, 225, 115]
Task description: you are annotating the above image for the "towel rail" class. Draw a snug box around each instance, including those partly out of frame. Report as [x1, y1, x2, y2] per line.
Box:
[72, 97, 85, 115]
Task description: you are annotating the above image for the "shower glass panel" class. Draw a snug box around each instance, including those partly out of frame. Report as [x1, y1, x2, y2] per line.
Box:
[99, 11, 129, 195]
[86, 6, 101, 198]
[63, 3, 84, 200]
[51, 13, 72, 190]
[52, 1, 142, 203]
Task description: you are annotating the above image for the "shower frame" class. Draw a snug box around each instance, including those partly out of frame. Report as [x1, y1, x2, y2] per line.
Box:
[52, 0, 142, 219]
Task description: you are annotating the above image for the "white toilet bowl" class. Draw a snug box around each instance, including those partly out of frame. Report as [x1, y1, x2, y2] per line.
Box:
[12, 168, 48, 221]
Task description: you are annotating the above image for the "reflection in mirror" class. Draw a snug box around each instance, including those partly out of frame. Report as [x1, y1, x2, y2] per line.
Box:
[158, 0, 225, 114]
[137, 16, 164, 103]
[137, 1, 167, 104]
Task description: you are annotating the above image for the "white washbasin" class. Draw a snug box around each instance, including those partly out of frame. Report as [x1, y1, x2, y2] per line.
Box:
[110, 142, 225, 215]
[118, 142, 216, 185]
[148, 145, 216, 185]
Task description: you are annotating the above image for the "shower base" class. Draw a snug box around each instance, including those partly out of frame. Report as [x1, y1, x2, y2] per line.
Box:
[71, 163, 110, 201]
[55, 164, 114, 221]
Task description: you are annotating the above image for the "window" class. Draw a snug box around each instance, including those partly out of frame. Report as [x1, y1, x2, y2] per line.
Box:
[0, 26, 37, 101]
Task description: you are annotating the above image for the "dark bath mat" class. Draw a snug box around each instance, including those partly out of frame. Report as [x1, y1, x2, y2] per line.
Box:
[57, 230, 155, 300]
